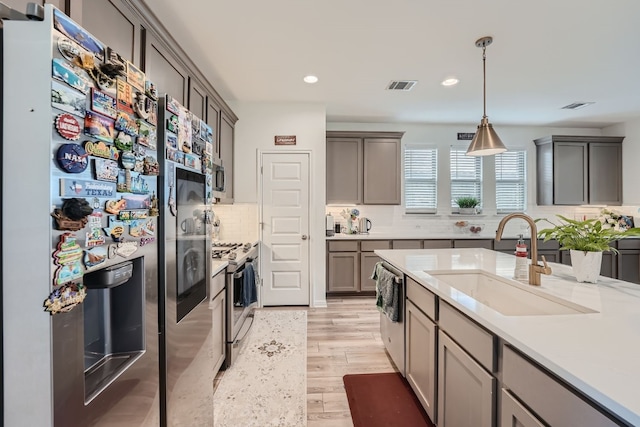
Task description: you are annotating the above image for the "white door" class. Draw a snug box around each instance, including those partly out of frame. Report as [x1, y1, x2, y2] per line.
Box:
[260, 152, 310, 306]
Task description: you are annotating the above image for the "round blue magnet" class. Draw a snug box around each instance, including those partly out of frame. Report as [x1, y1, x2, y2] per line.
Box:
[57, 143, 89, 173]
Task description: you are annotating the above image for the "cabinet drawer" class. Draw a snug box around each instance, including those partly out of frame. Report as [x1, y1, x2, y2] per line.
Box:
[360, 240, 391, 251]
[503, 345, 620, 427]
[406, 277, 436, 320]
[423, 239, 452, 249]
[439, 301, 495, 372]
[494, 239, 559, 251]
[328, 241, 359, 252]
[617, 239, 640, 250]
[392, 240, 422, 249]
[453, 239, 493, 249]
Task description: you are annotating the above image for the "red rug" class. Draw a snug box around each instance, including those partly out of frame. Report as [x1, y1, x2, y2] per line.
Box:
[343, 372, 435, 427]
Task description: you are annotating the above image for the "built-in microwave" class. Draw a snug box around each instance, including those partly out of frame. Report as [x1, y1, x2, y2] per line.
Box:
[212, 157, 226, 198]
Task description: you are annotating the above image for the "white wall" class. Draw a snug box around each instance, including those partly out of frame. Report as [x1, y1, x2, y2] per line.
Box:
[229, 102, 327, 307]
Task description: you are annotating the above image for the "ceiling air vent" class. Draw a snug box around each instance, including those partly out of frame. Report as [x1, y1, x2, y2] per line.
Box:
[386, 80, 417, 91]
[561, 102, 595, 110]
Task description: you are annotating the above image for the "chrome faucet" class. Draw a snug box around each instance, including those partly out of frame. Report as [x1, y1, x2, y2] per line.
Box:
[496, 213, 552, 286]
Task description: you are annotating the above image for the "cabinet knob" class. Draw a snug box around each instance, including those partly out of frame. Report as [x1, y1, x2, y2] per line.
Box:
[302, 235, 308, 240]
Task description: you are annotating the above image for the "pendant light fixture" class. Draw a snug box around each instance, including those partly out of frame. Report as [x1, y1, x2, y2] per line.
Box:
[466, 36, 507, 156]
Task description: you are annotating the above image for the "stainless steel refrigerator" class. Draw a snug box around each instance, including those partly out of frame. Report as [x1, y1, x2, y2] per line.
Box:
[157, 94, 217, 426]
[3, 5, 160, 426]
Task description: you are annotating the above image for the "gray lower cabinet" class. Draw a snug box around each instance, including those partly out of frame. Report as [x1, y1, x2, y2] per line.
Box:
[453, 239, 493, 249]
[327, 252, 359, 292]
[424, 240, 453, 249]
[502, 345, 620, 427]
[360, 252, 381, 292]
[406, 299, 437, 423]
[437, 330, 495, 427]
[501, 389, 545, 427]
[210, 281, 226, 374]
[393, 240, 423, 249]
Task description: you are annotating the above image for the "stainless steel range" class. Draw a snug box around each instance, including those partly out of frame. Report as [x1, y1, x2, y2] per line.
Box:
[212, 241, 260, 368]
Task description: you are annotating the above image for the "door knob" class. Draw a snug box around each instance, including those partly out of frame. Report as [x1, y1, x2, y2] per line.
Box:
[301, 235, 308, 240]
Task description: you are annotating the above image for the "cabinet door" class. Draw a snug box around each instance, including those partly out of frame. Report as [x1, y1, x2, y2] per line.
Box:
[537, 249, 560, 264]
[553, 142, 588, 205]
[207, 99, 221, 157]
[327, 252, 359, 292]
[82, 0, 137, 63]
[326, 138, 363, 204]
[438, 331, 495, 427]
[210, 288, 226, 373]
[219, 111, 234, 203]
[145, 32, 188, 104]
[363, 138, 401, 204]
[589, 143, 622, 205]
[360, 252, 381, 292]
[188, 77, 206, 121]
[501, 389, 544, 427]
[617, 249, 640, 284]
[406, 300, 437, 423]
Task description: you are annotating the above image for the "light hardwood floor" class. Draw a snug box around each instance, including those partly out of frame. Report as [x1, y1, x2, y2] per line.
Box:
[307, 297, 398, 427]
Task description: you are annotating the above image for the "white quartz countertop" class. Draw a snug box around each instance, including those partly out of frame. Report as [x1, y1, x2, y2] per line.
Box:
[375, 248, 640, 425]
[211, 259, 228, 277]
[326, 231, 498, 240]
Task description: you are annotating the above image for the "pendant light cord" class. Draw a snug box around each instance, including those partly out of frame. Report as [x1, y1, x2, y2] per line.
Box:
[482, 45, 487, 119]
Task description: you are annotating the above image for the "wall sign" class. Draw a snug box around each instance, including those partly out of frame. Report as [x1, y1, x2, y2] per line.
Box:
[457, 132, 475, 141]
[275, 135, 296, 145]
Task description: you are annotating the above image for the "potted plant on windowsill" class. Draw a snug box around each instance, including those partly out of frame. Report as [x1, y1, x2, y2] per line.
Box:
[455, 197, 480, 215]
[536, 213, 640, 283]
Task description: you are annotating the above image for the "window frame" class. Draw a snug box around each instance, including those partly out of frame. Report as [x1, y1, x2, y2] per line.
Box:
[403, 144, 438, 214]
[495, 149, 527, 213]
[449, 146, 483, 212]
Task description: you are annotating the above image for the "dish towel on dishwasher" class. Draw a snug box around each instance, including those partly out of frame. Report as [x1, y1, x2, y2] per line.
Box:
[372, 262, 399, 322]
[242, 263, 258, 307]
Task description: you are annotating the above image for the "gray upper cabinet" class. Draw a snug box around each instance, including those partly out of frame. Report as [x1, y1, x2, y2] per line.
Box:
[82, 0, 138, 64]
[534, 135, 624, 206]
[219, 111, 235, 204]
[326, 131, 403, 205]
[144, 32, 187, 104]
[188, 78, 207, 121]
[207, 99, 221, 157]
[326, 137, 363, 204]
[363, 137, 401, 204]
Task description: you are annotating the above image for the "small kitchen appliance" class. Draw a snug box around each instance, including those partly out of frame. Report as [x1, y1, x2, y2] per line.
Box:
[326, 214, 335, 236]
[358, 217, 372, 234]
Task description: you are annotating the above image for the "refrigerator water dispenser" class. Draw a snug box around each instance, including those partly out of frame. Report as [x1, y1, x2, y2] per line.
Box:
[82, 258, 145, 403]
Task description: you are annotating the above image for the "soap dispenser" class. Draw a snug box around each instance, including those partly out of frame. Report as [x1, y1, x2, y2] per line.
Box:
[514, 234, 529, 281]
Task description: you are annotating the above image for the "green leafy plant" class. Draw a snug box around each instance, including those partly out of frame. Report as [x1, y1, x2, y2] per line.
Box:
[455, 197, 479, 209]
[536, 215, 640, 253]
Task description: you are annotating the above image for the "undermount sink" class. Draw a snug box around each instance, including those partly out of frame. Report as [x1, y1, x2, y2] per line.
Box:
[429, 270, 598, 316]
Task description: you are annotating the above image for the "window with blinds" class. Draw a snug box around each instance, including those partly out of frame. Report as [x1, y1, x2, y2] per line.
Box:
[404, 145, 438, 213]
[450, 147, 482, 208]
[495, 150, 527, 213]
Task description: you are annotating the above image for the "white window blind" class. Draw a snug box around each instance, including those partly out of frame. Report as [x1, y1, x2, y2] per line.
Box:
[495, 150, 527, 213]
[450, 147, 482, 208]
[404, 145, 438, 213]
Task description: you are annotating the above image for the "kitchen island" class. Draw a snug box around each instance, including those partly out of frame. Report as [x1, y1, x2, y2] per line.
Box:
[375, 248, 640, 426]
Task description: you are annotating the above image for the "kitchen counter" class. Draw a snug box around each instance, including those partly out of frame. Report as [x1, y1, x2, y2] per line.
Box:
[211, 259, 228, 277]
[375, 248, 640, 425]
[326, 230, 498, 240]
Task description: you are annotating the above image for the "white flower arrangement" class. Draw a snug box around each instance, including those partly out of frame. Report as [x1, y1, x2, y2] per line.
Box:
[341, 208, 360, 221]
[598, 208, 633, 232]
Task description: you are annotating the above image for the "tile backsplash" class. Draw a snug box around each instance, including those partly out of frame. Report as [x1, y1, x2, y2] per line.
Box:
[325, 204, 640, 239]
[212, 203, 259, 242]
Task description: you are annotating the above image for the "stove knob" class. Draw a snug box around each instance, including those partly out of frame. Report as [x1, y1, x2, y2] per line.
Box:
[228, 252, 237, 260]
[243, 242, 252, 250]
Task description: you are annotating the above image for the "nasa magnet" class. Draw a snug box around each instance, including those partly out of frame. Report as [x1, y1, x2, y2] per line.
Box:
[57, 143, 89, 173]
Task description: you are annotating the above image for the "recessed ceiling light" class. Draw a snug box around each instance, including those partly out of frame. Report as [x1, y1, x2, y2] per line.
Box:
[303, 75, 318, 84]
[441, 77, 459, 86]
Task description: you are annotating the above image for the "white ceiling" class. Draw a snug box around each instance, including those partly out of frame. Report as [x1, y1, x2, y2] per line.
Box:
[144, 0, 640, 128]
